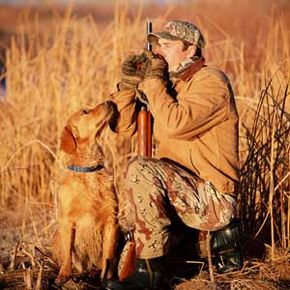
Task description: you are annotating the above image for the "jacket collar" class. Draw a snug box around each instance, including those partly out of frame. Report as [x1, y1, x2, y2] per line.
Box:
[67, 164, 104, 173]
[171, 57, 205, 83]
[179, 57, 205, 81]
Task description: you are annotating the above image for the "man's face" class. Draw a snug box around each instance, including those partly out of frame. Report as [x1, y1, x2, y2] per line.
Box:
[154, 38, 196, 71]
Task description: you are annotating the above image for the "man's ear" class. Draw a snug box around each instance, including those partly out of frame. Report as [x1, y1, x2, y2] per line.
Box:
[60, 126, 77, 154]
[186, 45, 197, 58]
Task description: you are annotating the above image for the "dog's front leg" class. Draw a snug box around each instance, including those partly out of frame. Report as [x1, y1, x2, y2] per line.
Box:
[101, 219, 118, 280]
[55, 218, 74, 284]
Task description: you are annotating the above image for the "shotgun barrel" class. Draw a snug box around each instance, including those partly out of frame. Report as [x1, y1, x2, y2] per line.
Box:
[146, 21, 152, 51]
[137, 21, 152, 157]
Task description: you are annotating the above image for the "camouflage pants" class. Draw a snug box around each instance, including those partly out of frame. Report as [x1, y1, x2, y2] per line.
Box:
[118, 157, 237, 259]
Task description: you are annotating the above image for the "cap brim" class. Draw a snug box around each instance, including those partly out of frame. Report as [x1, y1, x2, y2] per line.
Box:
[147, 31, 181, 44]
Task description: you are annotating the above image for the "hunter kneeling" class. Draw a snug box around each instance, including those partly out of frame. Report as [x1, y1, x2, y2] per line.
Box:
[102, 20, 243, 290]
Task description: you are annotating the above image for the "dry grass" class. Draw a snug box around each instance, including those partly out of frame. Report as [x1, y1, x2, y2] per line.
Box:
[0, 0, 289, 288]
[175, 255, 290, 290]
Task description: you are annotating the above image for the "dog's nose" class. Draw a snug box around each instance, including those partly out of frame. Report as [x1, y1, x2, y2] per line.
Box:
[104, 100, 114, 107]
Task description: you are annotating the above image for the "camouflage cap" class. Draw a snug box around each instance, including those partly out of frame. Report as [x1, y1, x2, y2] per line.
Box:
[148, 20, 205, 49]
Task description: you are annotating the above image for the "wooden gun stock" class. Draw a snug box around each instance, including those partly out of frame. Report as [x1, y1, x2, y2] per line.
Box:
[137, 106, 152, 156]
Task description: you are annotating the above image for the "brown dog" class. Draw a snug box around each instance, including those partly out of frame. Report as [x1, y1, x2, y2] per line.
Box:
[53, 100, 118, 284]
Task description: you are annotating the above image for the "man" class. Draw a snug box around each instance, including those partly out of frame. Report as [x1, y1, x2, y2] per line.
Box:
[103, 20, 241, 290]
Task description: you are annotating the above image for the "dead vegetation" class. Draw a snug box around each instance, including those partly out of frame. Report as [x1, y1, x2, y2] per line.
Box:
[1, 243, 290, 289]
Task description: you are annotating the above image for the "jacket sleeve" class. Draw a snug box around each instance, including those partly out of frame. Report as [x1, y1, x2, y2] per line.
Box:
[111, 88, 138, 137]
[138, 70, 230, 140]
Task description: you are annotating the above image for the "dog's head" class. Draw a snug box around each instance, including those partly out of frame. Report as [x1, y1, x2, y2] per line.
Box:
[60, 100, 117, 155]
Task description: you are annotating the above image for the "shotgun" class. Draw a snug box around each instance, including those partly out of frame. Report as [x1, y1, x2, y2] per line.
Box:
[118, 22, 153, 281]
[137, 21, 152, 157]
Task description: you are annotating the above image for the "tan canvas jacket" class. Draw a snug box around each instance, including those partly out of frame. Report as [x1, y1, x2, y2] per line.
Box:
[111, 62, 240, 195]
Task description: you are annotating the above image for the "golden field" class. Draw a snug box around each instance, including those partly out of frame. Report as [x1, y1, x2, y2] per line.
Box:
[0, 0, 289, 288]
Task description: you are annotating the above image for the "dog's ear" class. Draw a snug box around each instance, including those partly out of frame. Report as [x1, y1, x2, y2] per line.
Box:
[60, 126, 77, 154]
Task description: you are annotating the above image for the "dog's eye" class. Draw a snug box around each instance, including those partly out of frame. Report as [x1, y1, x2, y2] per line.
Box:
[82, 109, 90, 115]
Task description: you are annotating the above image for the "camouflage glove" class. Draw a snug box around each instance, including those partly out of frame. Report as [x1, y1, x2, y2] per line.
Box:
[119, 53, 148, 90]
[143, 50, 168, 79]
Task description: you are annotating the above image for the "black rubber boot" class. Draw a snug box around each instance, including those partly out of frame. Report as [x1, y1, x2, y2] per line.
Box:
[101, 256, 167, 290]
[211, 219, 243, 273]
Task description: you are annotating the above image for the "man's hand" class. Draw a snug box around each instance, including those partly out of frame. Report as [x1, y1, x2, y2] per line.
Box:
[136, 51, 169, 105]
[119, 53, 148, 90]
[143, 50, 168, 79]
